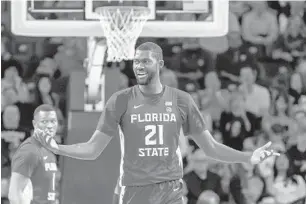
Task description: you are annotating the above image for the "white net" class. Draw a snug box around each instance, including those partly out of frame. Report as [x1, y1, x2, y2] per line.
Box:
[96, 6, 150, 62]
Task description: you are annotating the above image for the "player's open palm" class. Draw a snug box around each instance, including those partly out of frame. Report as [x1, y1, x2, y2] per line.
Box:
[250, 141, 280, 165]
[34, 129, 59, 153]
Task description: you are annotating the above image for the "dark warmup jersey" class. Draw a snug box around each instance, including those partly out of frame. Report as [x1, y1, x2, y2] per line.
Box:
[97, 85, 207, 187]
[12, 137, 58, 204]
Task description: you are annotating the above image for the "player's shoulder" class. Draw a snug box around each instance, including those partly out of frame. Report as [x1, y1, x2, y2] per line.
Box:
[110, 87, 134, 101]
[106, 87, 134, 113]
[168, 87, 191, 102]
[13, 138, 40, 160]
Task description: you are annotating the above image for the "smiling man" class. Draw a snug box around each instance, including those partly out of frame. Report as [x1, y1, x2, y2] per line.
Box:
[38, 42, 279, 204]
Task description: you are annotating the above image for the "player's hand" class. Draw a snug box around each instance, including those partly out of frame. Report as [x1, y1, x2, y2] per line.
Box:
[34, 129, 59, 153]
[250, 141, 280, 165]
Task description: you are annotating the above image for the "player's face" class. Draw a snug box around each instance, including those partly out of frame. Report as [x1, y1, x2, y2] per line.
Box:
[33, 111, 58, 136]
[133, 50, 160, 85]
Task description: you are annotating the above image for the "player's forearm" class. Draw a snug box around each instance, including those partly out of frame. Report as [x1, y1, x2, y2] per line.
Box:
[208, 142, 252, 164]
[57, 142, 100, 160]
[56, 131, 112, 160]
[192, 131, 252, 164]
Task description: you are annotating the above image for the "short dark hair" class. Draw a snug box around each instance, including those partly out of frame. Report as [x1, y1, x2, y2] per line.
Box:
[136, 42, 163, 60]
[33, 104, 56, 118]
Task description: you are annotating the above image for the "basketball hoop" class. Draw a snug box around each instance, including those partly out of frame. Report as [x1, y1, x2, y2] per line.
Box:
[95, 6, 150, 62]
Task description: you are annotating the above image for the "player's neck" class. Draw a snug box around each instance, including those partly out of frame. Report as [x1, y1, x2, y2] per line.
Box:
[138, 81, 163, 95]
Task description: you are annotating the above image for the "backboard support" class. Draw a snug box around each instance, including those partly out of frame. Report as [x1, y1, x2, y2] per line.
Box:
[11, 0, 229, 37]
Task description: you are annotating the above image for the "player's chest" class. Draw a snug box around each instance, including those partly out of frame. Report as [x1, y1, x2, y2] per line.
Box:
[38, 149, 58, 173]
[124, 99, 180, 126]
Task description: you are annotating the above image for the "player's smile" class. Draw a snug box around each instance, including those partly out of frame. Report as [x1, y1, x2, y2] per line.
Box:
[136, 71, 148, 79]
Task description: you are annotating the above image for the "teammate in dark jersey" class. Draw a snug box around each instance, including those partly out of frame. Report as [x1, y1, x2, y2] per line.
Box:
[38, 42, 279, 204]
[9, 104, 59, 204]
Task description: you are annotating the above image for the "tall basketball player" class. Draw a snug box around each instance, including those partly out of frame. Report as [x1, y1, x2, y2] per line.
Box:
[38, 42, 279, 204]
[9, 105, 59, 204]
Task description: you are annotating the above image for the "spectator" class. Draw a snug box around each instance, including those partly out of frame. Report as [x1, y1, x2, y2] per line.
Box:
[219, 91, 259, 151]
[33, 75, 58, 106]
[239, 66, 271, 118]
[262, 91, 297, 143]
[242, 1, 278, 57]
[289, 72, 306, 105]
[228, 164, 249, 204]
[243, 175, 267, 204]
[272, 16, 306, 63]
[1, 59, 30, 106]
[215, 31, 259, 88]
[35, 57, 59, 79]
[287, 109, 306, 178]
[199, 71, 223, 127]
[173, 39, 214, 90]
[184, 149, 225, 204]
[54, 37, 85, 77]
[269, 154, 306, 204]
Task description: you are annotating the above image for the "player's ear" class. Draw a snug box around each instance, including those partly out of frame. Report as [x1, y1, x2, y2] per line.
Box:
[159, 60, 164, 68]
[32, 120, 36, 129]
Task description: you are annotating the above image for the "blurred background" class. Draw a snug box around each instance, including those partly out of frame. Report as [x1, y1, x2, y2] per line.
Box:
[2, 1, 306, 204]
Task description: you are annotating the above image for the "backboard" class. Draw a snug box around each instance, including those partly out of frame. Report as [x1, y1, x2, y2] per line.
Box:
[11, 0, 229, 37]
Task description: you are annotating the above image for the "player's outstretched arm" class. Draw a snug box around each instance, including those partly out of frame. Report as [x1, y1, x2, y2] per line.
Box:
[183, 93, 279, 165]
[191, 130, 252, 164]
[191, 130, 279, 165]
[54, 130, 113, 160]
[39, 92, 125, 160]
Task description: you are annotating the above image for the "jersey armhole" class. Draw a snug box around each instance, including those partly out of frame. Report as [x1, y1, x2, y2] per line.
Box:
[175, 91, 189, 134]
[115, 90, 131, 125]
[12, 144, 41, 176]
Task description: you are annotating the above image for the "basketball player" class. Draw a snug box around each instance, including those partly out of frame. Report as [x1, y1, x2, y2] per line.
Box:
[38, 42, 279, 204]
[9, 104, 59, 204]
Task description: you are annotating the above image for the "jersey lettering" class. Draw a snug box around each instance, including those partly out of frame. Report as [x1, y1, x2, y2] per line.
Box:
[44, 163, 57, 171]
[47, 192, 56, 201]
[139, 147, 169, 157]
[131, 113, 176, 123]
[44, 162, 57, 201]
[139, 125, 169, 157]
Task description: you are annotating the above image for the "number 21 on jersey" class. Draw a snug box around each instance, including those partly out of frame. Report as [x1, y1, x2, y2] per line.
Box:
[145, 125, 164, 145]
[139, 125, 169, 157]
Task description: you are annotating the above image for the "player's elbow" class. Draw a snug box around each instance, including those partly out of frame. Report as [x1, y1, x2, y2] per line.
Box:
[86, 144, 102, 160]
[191, 131, 219, 158]
[89, 152, 100, 160]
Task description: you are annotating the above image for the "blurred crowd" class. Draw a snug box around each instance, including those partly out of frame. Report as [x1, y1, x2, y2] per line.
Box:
[2, 1, 306, 204]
